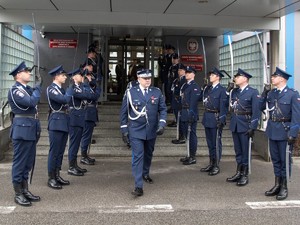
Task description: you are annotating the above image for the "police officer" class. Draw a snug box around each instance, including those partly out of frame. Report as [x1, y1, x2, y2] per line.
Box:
[86, 47, 98, 77]
[226, 68, 260, 186]
[46, 65, 73, 189]
[158, 45, 168, 87]
[260, 67, 300, 200]
[171, 63, 186, 144]
[67, 68, 100, 176]
[8, 61, 41, 206]
[120, 69, 167, 197]
[201, 67, 228, 175]
[167, 53, 180, 124]
[164, 45, 175, 104]
[179, 66, 201, 165]
[80, 69, 101, 165]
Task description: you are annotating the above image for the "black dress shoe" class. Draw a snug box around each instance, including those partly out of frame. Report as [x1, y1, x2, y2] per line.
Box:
[75, 164, 87, 173]
[80, 157, 95, 165]
[91, 139, 96, 144]
[200, 164, 213, 172]
[48, 178, 62, 190]
[15, 194, 32, 206]
[179, 156, 189, 162]
[56, 169, 70, 185]
[68, 167, 84, 176]
[208, 166, 220, 176]
[87, 155, 96, 163]
[182, 157, 196, 165]
[143, 175, 153, 184]
[131, 187, 143, 196]
[171, 139, 186, 144]
[22, 180, 41, 202]
[23, 190, 41, 202]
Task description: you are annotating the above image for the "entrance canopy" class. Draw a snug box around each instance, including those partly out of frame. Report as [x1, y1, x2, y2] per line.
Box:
[1, 0, 300, 37]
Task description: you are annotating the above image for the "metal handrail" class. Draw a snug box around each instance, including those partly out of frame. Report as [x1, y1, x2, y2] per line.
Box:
[0, 100, 10, 128]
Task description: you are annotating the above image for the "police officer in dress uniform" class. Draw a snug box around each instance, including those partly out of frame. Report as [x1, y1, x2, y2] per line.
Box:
[46, 65, 73, 189]
[260, 67, 300, 200]
[158, 45, 168, 87]
[226, 68, 260, 186]
[8, 61, 42, 206]
[167, 53, 180, 125]
[67, 68, 100, 176]
[80, 69, 101, 165]
[164, 45, 175, 105]
[120, 69, 167, 196]
[86, 47, 98, 78]
[171, 63, 186, 144]
[200, 67, 228, 176]
[179, 66, 201, 165]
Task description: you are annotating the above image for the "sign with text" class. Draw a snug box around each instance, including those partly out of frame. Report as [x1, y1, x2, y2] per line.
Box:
[180, 54, 203, 63]
[49, 39, 78, 48]
[185, 64, 203, 72]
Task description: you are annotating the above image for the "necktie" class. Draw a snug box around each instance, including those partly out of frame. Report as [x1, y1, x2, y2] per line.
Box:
[144, 89, 148, 97]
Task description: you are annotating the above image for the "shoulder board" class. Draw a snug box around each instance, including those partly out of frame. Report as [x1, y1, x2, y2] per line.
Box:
[152, 87, 160, 91]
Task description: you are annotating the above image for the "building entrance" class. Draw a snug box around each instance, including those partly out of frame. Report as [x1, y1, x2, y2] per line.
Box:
[107, 38, 146, 100]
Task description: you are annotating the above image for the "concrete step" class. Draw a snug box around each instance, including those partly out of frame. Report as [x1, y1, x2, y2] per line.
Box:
[27, 102, 238, 159]
[36, 136, 234, 146]
[38, 129, 233, 138]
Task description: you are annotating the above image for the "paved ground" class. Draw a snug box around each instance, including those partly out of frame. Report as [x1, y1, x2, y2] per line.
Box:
[0, 156, 300, 225]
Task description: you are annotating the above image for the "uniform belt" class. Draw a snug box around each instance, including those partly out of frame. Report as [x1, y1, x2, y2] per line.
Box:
[14, 114, 36, 119]
[205, 108, 219, 113]
[69, 106, 84, 110]
[51, 110, 68, 114]
[182, 106, 189, 109]
[271, 118, 291, 122]
[234, 111, 252, 115]
[86, 104, 96, 107]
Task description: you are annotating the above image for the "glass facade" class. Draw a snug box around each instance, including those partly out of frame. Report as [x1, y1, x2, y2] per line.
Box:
[0, 24, 34, 123]
[219, 34, 264, 93]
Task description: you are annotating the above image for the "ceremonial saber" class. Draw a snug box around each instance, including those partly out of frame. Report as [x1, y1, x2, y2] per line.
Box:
[255, 31, 269, 84]
[248, 137, 252, 175]
[216, 127, 220, 166]
[186, 124, 191, 158]
[286, 143, 292, 185]
[228, 35, 234, 81]
[176, 111, 180, 140]
[201, 37, 207, 77]
[228, 35, 234, 112]
[201, 37, 208, 104]
[255, 31, 271, 123]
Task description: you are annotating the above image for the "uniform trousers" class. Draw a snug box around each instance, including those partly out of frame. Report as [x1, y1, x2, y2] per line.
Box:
[182, 121, 198, 157]
[48, 130, 68, 172]
[269, 139, 291, 177]
[130, 137, 156, 188]
[68, 126, 83, 161]
[232, 132, 249, 165]
[12, 140, 36, 184]
[81, 121, 96, 153]
[205, 127, 223, 161]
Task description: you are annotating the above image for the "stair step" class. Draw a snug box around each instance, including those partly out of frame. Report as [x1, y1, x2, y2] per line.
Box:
[30, 102, 237, 158]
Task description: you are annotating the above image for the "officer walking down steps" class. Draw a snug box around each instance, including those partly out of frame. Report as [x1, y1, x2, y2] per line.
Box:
[120, 69, 167, 197]
[260, 67, 300, 200]
[8, 61, 42, 206]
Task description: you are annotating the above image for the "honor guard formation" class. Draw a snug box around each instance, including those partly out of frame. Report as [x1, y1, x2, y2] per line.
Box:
[7, 42, 300, 206]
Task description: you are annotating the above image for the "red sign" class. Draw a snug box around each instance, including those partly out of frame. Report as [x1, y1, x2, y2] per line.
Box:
[185, 64, 203, 72]
[49, 39, 78, 48]
[180, 54, 203, 62]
